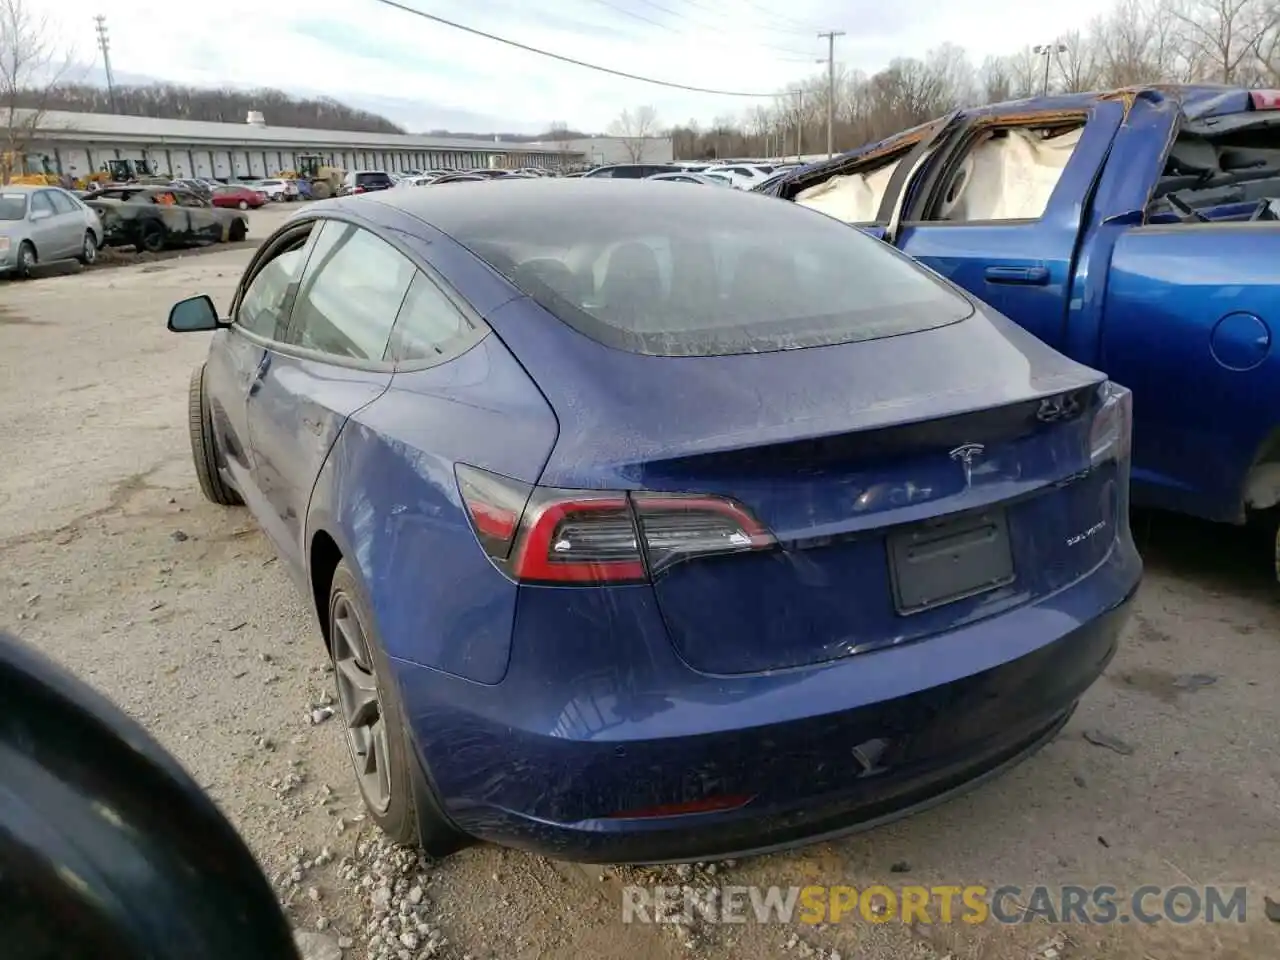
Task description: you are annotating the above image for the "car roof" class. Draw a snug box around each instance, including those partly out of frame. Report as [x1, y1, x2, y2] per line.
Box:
[0, 184, 44, 193]
[356, 177, 784, 236]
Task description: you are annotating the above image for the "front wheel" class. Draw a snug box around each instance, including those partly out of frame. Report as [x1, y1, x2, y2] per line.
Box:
[228, 218, 247, 242]
[76, 230, 98, 266]
[13, 241, 36, 279]
[327, 562, 469, 856]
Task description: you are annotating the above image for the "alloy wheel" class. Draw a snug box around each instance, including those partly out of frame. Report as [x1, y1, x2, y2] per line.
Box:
[330, 593, 392, 814]
[83, 233, 97, 264]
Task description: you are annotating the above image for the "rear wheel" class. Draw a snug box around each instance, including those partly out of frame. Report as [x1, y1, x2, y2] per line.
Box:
[139, 222, 166, 253]
[327, 561, 469, 856]
[76, 231, 97, 266]
[187, 364, 242, 506]
[237, 199, 249, 210]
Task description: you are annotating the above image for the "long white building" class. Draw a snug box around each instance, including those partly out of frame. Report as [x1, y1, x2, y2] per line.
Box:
[22, 110, 589, 179]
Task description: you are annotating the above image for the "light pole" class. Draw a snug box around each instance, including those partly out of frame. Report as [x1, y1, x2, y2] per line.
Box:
[1033, 42, 1067, 96]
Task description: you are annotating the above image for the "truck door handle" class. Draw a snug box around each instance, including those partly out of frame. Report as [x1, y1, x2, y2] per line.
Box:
[984, 265, 1050, 286]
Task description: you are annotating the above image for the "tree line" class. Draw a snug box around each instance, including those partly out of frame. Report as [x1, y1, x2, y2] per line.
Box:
[653, 0, 1280, 160]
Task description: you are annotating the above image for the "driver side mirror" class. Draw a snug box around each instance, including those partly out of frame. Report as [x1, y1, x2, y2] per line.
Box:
[168, 294, 225, 332]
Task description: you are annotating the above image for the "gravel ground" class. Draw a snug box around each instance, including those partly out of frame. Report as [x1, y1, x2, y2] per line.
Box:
[1, 246, 1279, 960]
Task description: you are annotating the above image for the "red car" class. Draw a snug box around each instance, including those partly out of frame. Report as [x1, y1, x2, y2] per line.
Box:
[211, 185, 267, 210]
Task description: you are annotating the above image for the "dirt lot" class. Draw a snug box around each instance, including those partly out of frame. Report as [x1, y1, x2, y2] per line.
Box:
[1, 241, 1279, 960]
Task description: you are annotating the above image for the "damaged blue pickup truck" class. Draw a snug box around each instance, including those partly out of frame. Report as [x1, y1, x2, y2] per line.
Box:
[761, 85, 1280, 572]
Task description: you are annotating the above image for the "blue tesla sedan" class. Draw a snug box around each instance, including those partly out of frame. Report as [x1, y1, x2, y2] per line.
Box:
[169, 179, 1141, 863]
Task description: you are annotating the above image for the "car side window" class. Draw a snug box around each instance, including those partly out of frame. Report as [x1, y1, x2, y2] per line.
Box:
[46, 190, 77, 214]
[386, 272, 480, 364]
[286, 222, 414, 361]
[236, 235, 312, 340]
[176, 192, 205, 208]
[918, 120, 1086, 223]
[30, 192, 55, 216]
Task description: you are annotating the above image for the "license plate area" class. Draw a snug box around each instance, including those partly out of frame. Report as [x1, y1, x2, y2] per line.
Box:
[887, 509, 1015, 615]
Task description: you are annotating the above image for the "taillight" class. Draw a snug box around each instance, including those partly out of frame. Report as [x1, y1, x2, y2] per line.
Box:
[1249, 89, 1280, 110]
[455, 464, 776, 585]
[1089, 381, 1133, 466]
[352, 186, 365, 194]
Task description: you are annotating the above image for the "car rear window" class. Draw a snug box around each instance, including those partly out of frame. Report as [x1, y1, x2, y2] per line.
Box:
[357, 172, 392, 186]
[452, 185, 974, 357]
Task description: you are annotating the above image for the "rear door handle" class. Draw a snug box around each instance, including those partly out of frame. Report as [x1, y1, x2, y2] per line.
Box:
[984, 265, 1050, 286]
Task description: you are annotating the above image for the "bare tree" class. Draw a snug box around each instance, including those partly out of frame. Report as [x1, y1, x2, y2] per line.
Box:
[1172, 0, 1278, 81]
[0, 0, 72, 184]
[608, 105, 660, 162]
[547, 120, 573, 166]
[1055, 30, 1104, 91]
[978, 56, 1014, 103]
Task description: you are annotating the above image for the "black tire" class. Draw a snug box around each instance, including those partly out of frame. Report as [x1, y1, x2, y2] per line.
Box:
[327, 561, 470, 856]
[139, 221, 166, 253]
[76, 230, 98, 266]
[187, 364, 242, 506]
[229, 219, 247, 242]
[14, 241, 36, 279]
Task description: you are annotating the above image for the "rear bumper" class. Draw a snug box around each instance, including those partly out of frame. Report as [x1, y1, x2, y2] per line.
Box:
[394, 538, 1140, 863]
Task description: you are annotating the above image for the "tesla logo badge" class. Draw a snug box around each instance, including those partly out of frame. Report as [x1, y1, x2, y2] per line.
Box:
[949, 442, 985, 487]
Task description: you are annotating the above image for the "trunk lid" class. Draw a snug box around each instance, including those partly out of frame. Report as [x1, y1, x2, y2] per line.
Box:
[485, 297, 1113, 674]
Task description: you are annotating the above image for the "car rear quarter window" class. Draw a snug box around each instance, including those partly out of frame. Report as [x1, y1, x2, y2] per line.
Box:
[386, 272, 481, 364]
[453, 186, 974, 357]
[287, 222, 414, 361]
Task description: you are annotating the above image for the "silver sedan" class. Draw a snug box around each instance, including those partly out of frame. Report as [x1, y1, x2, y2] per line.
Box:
[1, 184, 104, 279]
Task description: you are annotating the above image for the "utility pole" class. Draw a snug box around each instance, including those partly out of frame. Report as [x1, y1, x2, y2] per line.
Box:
[94, 15, 118, 114]
[817, 31, 845, 160]
[1033, 42, 1067, 96]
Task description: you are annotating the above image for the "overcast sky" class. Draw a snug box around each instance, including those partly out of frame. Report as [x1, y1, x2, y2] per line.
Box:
[44, 0, 1119, 134]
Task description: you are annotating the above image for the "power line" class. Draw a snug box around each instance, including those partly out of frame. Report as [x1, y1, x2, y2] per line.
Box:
[582, 0, 819, 61]
[371, 0, 784, 97]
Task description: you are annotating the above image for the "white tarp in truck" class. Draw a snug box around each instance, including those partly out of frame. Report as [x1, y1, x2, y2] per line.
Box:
[796, 126, 1083, 224]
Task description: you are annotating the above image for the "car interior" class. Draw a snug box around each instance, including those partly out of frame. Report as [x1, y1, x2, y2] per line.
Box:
[1146, 116, 1280, 223]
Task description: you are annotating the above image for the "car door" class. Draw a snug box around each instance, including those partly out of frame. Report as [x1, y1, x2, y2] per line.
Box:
[891, 102, 1126, 352]
[27, 191, 68, 258]
[208, 224, 315, 511]
[174, 190, 220, 243]
[244, 219, 410, 572]
[44, 190, 85, 257]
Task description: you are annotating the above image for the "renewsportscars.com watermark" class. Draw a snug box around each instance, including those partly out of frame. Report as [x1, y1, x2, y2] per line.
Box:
[622, 884, 1251, 926]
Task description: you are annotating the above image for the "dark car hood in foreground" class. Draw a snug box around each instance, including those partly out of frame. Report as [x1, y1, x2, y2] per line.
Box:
[483, 294, 1105, 486]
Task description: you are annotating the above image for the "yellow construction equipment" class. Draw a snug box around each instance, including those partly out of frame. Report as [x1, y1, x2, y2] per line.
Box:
[295, 154, 345, 199]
